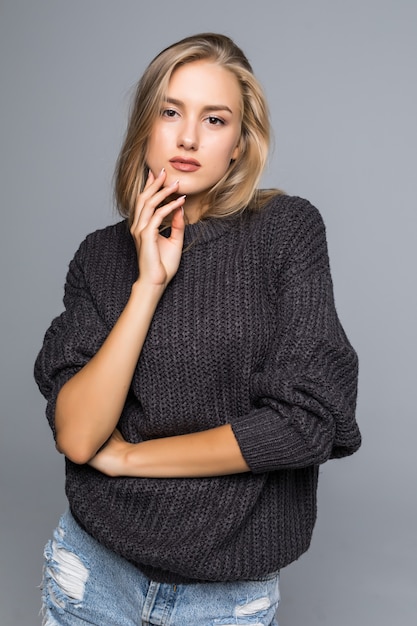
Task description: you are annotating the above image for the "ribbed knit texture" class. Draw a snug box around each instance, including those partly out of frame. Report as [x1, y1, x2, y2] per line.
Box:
[34, 195, 361, 583]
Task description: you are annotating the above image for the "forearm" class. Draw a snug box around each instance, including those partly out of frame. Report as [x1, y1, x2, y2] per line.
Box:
[91, 425, 250, 478]
[55, 280, 163, 463]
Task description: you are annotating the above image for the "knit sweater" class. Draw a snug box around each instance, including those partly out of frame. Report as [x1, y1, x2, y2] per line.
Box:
[34, 194, 361, 583]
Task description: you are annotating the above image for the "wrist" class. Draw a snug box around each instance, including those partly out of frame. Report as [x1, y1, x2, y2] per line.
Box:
[123, 442, 146, 476]
[106, 441, 137, 477]
[132, 278, 165, 298]
[129, 279, 165, 311]
[117, 441, 135, 476]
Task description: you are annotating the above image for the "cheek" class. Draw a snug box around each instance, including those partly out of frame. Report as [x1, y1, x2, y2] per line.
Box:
[147, 126, 170, 156]
[146, 133, 164, 171]
[218, 131, 241, 163]
[215, 141, 239, 171]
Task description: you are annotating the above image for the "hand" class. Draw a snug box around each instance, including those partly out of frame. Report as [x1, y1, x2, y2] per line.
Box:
[88, 429, 133, 476]
[131, 169, 186, 288]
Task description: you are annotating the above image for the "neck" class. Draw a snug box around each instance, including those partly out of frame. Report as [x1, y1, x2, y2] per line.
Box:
[183, 195, 209, 224]
[184, 206, 204, 224]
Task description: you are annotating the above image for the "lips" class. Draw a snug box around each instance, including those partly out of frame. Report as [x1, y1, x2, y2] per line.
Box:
[169, 157, 201, 172]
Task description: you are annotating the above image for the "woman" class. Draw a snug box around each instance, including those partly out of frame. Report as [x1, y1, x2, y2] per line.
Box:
[35, 33, 361, 625]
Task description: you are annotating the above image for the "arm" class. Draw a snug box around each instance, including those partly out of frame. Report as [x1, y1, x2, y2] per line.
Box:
[54, 281, 163, 463]
[52, 170, 186, 464]
[88, 424, 250, 477]
[229, 202, 361, 472]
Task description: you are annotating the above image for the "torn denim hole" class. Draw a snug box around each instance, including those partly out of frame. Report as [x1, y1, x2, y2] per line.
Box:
[235, 595, 271, 616]
[42, 525, 89, 614]
[215, 595, 272, 626]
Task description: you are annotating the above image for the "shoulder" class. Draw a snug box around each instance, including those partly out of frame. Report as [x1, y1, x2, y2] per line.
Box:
[72, 220, 133, 267]
[80, 220, 131, 253]
[249, 193, 325, 236]
[242, 194, 331, 289]
[64, 220, 135, 295]
[242, 193, 327, 258]
[63, 220, 135, 315]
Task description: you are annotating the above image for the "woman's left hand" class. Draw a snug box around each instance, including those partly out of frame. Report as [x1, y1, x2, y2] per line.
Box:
[88, 429, 132, 476]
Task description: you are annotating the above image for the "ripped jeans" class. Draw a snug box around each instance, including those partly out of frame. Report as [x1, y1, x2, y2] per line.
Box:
[41, 510, 280, 626]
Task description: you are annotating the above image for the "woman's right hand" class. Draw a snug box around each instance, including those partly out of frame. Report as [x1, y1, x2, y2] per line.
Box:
[131, 168, 186, 288]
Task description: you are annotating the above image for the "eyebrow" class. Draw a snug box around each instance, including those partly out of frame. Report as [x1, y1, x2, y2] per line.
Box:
[164, 97, 234, 115]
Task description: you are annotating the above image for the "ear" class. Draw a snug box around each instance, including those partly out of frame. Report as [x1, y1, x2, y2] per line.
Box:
[232, 132, 245, 162]
[231, 144, 240, 163]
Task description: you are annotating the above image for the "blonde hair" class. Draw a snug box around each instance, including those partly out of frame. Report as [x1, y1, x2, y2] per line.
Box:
[114, 33, 281, 223]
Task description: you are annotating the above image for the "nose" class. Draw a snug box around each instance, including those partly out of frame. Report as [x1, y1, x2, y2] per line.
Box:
[177, 118, 199, 151]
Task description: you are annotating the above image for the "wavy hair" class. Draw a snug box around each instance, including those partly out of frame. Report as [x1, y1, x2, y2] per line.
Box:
[114, 33, 282, 222]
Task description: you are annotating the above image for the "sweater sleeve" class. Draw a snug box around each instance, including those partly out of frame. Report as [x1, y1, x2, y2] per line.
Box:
[34, 238, 110, 438]
[230, 201, 361, 473]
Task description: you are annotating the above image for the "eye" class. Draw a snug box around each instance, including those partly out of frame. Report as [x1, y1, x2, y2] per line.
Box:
[161, 108, 179, 118]
[207, 116, 225, 126]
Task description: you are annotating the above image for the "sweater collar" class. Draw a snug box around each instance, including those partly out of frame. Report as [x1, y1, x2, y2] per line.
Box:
[182, 214, 238, 247]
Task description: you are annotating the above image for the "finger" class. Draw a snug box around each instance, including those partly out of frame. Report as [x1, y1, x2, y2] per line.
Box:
[140, 168, 166, 200]
[131, 170, 181, 234]
[131, 168, 166, 231]
[170, 205, 186, 244]
[143, 169, 155, 190]
[112, 428, 124, 441]
[136, 179, 181, 232]
[140, 194, 186, 236]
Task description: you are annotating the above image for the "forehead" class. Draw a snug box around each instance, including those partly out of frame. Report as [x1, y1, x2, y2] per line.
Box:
[167, 60, 242, 109]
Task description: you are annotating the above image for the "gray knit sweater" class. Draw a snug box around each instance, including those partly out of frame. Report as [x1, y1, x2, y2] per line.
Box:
[34, 194, 361, 583]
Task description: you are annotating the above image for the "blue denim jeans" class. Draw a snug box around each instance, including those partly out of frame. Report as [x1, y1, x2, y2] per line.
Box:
[41, 510, 280, 625]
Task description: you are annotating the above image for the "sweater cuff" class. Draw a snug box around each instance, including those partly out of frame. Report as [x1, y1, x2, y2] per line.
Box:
[230, 406, 325, 473]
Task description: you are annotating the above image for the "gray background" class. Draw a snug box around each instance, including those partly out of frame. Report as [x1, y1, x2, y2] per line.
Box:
[1, 0, 416, 624]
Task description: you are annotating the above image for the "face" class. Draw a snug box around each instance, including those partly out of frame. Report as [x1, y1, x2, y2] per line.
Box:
[146, 60, 242, 221]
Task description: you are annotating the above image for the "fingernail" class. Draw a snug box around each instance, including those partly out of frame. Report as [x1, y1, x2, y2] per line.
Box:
[159, 168, 165, 176]
[170, 179, 180, 187]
